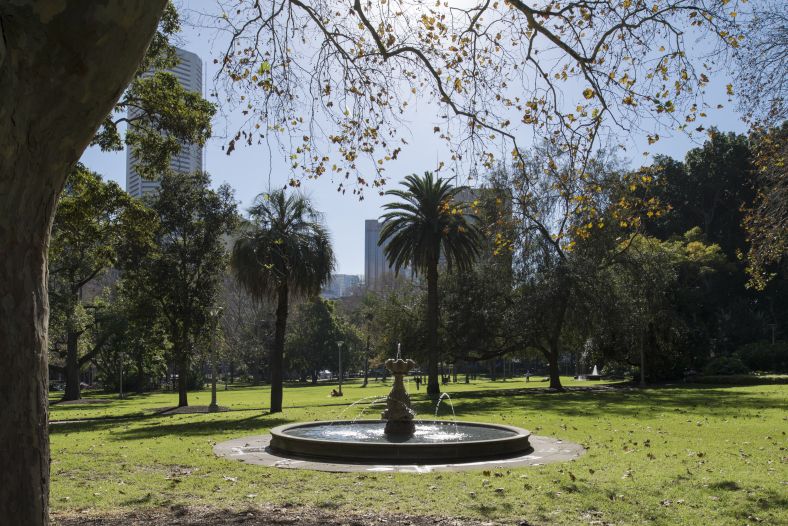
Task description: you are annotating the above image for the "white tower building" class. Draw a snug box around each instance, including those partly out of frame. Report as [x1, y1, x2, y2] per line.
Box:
[125, 47, 204, 198]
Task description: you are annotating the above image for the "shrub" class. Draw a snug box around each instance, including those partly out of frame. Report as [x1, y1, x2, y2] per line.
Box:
[702, 355, 750, 376]
[736, 341, 788, 372]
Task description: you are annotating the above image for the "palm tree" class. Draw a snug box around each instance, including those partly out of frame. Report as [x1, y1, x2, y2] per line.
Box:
[379, 172, 483, 396]
[231, 190, 335, 413]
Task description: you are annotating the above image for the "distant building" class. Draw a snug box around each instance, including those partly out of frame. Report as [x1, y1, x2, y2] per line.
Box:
[321, 274, 362, 299]
[364, 219, 392, 290]
[126, 47, 204, 198]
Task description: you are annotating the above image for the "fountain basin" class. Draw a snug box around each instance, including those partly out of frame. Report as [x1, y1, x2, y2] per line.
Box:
[269, 420, 532, 463]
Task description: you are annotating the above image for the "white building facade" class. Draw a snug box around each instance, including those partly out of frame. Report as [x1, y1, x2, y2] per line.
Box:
[125, 47, 204, 198]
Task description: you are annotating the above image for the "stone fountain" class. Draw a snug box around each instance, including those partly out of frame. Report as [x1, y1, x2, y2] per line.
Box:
[265, 350, 534, 463]
[381, 356, 417, 435]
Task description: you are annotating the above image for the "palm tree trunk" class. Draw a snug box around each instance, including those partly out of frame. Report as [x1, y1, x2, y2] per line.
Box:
[426, 261, 440, 397]
[270, 283, 288, 413]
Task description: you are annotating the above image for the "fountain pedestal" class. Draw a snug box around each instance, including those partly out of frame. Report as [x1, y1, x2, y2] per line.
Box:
[381, 358, 416, 436]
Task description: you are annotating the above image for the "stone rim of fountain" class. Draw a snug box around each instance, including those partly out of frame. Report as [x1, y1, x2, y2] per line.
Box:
[269, 419, 533, 463]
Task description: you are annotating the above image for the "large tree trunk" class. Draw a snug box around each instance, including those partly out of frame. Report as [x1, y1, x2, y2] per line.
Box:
[425, 261, 440, 397]
[0, 3, 166, 525]
[63, 330, 81, 401]
[547, 342, 563, 390]
[270, 284, 288, 413]
[176, 340, 189, 407]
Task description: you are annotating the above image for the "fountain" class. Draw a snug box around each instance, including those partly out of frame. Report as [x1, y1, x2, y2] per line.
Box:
[267, 349, 533, 463]
[587, 364, 602, 381]
[380, 356, 417, 435]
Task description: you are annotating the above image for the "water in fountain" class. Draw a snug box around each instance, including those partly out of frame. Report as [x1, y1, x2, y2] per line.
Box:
[434, 392, 459, 438]
[351, 396, 397, 424]
[331, 395, 388, 424]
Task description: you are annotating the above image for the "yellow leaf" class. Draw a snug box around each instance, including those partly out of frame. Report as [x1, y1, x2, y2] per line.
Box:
[583, 88, 595, 100]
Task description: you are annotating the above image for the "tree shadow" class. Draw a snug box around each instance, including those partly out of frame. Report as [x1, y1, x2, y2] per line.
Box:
[430, 384, 787, 419]
[49, 408, 286, 438]
[113, 413, 292, 441]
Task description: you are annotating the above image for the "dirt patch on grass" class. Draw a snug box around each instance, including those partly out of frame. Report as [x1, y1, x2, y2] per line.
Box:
[52, 399, 116, 405]
[51, 505, 506, 526]
[150, 405, 231, 415]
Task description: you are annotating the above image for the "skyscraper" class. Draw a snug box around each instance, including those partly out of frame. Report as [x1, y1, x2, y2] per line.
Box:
[364, 219, 389, 289]
[125, 47, 204, 198]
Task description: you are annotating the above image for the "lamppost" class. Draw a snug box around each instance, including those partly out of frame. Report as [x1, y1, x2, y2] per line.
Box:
[209, 307, 223, 413]
[336, 340, 344, 396]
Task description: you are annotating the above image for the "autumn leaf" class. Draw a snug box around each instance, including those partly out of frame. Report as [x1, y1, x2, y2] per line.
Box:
[583, 88, 595, 100]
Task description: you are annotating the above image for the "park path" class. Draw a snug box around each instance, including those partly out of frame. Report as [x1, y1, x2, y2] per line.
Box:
[52, 505, 528, 526]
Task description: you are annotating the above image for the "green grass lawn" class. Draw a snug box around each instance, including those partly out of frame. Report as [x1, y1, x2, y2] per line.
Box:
[49, 378, 787, 525]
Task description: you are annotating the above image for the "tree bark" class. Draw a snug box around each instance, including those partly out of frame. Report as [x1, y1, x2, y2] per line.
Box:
[176, 339, 189, 407]
[0, 3, 165, 524]
[547, 341, 563, 390]
[426, 260, 440, 397]
[63, 330, 81, 401]
[270, 283, 288, 413]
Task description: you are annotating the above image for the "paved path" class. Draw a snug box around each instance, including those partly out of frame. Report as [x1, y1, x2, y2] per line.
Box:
[214, 433, 584, 473]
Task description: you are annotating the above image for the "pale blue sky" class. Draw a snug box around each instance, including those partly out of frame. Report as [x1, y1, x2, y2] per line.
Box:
[79, 2, 747, 275]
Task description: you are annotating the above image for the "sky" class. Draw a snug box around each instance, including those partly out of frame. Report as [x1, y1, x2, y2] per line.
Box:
[78, 1, 748, 276]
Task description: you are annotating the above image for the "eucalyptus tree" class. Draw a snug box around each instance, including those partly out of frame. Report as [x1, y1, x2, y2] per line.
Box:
[232, 191, 335, 413]
[122, 171, 238, 407]
[48, 165, 155, 401]
[379, 172, 482, 395]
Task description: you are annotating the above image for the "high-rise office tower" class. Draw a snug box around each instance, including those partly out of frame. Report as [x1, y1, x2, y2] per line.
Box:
[125, 47, 204, 198]
[364, 219, 389, 289]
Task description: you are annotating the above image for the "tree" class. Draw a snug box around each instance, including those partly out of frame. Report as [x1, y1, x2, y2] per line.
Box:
[734, 0, 787, 127]
[0, 3, 168, 522]
[215, 0, 739, 196]
[644, 130, 755, 260]
[287, 298, 361, 384]
[596, 229, 729, 381]
[220, 274, 273, 385]
[122, 171, 237, 407]
[486, 145, 655, 389]
[379, 172, 482, 395]
[231, 190, 335, 413]
[48, 165, 155, 400]
[744, 124, 788, 290]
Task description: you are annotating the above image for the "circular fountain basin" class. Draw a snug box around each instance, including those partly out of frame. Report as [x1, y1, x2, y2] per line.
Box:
[269, 420, 531, 463]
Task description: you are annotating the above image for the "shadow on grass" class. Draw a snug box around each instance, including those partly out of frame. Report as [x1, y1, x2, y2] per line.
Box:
[114, 413, 292, 441]
[418, 384, 787, 420]
[49, 409, 289, 439]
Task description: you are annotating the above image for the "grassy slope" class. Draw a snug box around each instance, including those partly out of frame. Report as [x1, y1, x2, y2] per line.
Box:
[49, 378, 787, 525]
